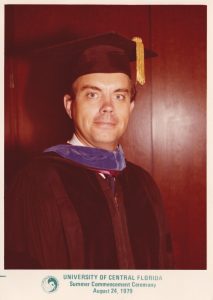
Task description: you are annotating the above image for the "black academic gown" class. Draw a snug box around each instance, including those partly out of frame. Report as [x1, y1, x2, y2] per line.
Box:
[5, 153, 173, 269]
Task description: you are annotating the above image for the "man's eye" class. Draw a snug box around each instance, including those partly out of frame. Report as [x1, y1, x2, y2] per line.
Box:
[87, 92, 99, 99]
[114, 94, 125, 101]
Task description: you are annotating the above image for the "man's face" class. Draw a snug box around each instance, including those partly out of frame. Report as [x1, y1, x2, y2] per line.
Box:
[64, 73, 134, 151]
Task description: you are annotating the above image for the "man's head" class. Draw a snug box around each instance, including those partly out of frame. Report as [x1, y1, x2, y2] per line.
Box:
[36, 33, 155, 150]
[64, 72, 134, 151]
[44, 32, 152, 150]
[59, 32, 145, 150]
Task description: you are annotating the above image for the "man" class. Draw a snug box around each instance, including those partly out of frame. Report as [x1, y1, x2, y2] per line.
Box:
[5, 32, 173, 269]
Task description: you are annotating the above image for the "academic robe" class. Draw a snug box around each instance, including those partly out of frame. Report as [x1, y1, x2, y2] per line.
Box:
[5, 152, 173, 269]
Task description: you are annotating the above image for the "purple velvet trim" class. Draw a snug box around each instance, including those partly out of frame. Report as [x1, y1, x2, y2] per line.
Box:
[44, 144, 126, 171]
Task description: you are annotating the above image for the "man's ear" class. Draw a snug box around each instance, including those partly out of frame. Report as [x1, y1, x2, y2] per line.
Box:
[64, 94, 72, 119]
[130, 100, 135, 113]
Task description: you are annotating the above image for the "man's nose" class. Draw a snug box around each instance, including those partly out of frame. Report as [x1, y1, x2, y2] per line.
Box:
[100, 95, 113, 113]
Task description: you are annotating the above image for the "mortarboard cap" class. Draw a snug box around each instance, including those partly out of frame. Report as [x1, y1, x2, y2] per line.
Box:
[34, 32, 157, 86]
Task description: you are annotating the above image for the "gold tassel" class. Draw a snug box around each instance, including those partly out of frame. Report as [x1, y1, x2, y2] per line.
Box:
[132, 36, 145, 85]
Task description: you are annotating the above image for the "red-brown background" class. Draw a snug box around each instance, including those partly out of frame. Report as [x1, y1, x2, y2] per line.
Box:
[5, 5, 206, 269]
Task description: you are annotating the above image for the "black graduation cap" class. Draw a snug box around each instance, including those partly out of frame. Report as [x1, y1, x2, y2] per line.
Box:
[34, 32, 157, 86]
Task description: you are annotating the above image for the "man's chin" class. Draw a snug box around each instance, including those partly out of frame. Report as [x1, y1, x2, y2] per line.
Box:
[91, 139, 118, 151]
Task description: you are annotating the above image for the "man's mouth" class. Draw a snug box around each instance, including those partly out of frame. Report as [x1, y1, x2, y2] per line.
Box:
[93, 120, 116, 127]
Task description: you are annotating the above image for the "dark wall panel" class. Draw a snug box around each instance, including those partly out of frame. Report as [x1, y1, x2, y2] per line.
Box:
[151, 5, 206, 268]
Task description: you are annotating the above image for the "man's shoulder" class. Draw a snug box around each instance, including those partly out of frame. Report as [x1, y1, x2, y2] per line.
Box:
[14, 152, 82, 181]
[7, 152, 87, 197]
[125, 160, 153, 179]
[124, 160, 161, 192]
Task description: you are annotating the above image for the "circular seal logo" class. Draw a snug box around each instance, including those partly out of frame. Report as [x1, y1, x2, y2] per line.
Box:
[41, 276, 59, 293]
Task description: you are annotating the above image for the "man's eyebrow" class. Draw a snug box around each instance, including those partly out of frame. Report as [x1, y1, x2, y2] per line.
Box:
[114, 88, 130, 93]
[79, 86, 130, 93]
[80, 85, 102, 92]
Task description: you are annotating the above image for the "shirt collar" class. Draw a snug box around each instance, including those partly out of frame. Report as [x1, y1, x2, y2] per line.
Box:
[67, 134, 85, 147]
